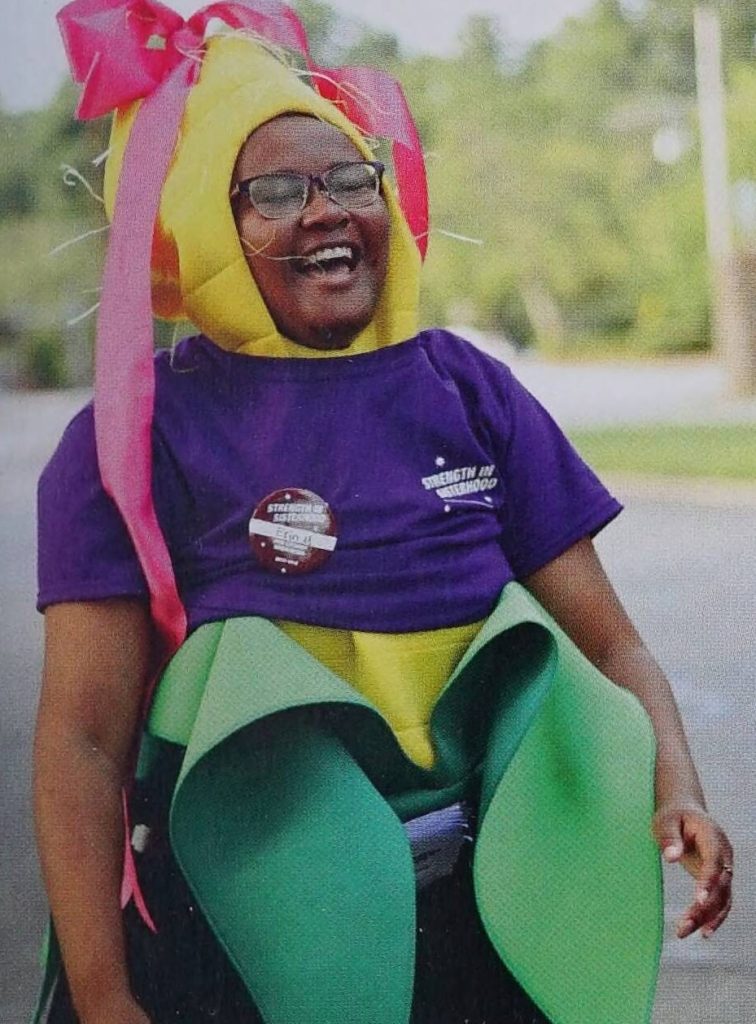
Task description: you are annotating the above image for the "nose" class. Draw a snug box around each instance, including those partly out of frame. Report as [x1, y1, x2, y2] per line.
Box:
[299, 180, 350, 229]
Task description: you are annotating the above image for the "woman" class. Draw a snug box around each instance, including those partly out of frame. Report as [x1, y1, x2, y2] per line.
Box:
[35, 7, 732, 1024]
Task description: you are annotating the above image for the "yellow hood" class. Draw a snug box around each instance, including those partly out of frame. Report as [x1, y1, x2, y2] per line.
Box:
[103, 34, 421, 357]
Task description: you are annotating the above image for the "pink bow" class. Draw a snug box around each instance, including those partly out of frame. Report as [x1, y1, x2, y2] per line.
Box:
[58, 0, 309, 117]
[58, 0, 428, 250]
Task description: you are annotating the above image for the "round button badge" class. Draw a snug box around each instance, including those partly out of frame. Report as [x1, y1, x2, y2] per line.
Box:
[248, 488, 337, 575]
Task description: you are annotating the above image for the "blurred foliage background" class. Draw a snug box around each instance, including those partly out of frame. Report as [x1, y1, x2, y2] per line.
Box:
[2, 0, 756, 387]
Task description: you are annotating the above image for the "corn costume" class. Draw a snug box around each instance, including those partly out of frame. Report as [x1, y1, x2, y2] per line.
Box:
[37, 2, 663, 1021]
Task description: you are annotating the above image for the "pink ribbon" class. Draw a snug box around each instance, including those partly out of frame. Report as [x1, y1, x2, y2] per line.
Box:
[120, 789, 157, 931]
[312, 63, 428, 255]
[57, 0, 428, 926]
[93, 54, 195, 655]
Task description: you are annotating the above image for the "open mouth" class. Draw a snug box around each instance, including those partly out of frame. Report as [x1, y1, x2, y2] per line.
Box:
[295, 245, 360, 276]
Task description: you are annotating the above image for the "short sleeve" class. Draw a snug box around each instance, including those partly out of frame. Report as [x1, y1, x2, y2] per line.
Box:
[37, 406, 148, 610]
[488, 366, 622, 579]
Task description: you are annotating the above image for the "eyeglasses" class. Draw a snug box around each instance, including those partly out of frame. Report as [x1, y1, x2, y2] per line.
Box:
[231, 161, 385, 220]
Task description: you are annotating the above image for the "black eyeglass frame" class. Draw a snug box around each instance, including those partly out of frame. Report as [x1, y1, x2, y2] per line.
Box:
[230, 160, 386, 219]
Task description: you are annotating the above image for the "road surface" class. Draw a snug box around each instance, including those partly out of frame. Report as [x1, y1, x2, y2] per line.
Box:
[1, 383, 754, 1024]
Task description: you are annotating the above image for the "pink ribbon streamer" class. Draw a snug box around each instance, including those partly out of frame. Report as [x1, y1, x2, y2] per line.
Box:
[93, 56, 195, 657]
[312, 63, 428, 256]
[120, 790, 157, 931]
[57, 0, 428, 926]
[91, 51, 195, 928]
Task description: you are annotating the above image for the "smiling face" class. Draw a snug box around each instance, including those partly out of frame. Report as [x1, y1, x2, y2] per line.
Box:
[232, 116, 391, 351]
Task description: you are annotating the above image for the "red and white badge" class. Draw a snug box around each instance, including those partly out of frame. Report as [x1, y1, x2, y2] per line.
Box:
[248, 488, 337, 575]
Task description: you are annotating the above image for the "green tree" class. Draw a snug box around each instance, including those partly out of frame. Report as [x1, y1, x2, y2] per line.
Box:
[459, 15, 503, 68]
[6, 0, 754, 375]
[294, 0, 339, 62]
[343, 28, 401, 66]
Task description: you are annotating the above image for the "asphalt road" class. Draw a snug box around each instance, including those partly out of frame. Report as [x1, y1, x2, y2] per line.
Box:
[1, 384, 754, 1024]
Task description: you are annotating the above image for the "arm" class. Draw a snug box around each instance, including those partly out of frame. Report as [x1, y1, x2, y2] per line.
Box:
[523, 537, 733, 939]
[33, 600, 153, 1024]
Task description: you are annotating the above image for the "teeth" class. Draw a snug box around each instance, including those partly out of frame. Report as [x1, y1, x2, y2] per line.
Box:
[301, 246, 353, 266]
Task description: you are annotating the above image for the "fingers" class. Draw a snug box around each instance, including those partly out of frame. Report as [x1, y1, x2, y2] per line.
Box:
[674, 818, 733, 939]
[691, 818, 733, 906]
[652, 808, 685, 863]
[676, 878, 731, 939]
[653, 805, 734, 939]
[677, 880, 732, 939]
[702, 895, 733, 938]
[696, 851, 732, 904]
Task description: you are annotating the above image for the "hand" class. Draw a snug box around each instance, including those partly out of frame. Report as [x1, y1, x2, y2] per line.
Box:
[652, 803, 733, 939]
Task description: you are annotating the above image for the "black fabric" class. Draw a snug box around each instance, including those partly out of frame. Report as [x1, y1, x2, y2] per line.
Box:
[47, 838, 550, 1024]
[413, 845, 550, 1024]
[47, 768, 549, 1024]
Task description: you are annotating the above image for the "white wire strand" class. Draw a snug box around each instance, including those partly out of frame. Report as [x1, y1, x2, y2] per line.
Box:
[66, 302, 100, 327]
[61, 164, 105, 205]
[413, 228, 486, 248]
[434, 229, 485, 246]
[47, 225, 110, 258]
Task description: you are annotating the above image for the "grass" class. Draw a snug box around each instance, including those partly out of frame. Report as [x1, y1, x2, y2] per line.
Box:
[568, 423, 756, 481]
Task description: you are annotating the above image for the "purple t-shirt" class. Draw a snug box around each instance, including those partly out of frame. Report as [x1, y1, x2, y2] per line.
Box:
[37, 330, 621, 632]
